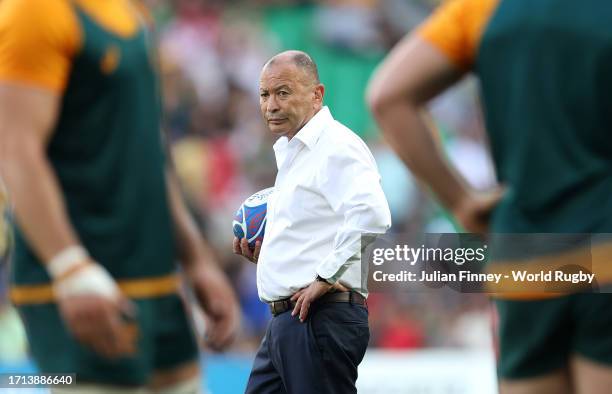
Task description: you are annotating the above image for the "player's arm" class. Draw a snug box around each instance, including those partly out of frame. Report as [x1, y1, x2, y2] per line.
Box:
[367, 0, 501, 233]
[165, 168, 239, 351]
[0, 85, 78, 261]
[366, 34, 474, 214]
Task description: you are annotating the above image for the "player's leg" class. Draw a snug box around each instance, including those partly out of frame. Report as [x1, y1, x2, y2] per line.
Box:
[570, 356, 612, 394]
[494, 297, 574, 394]
[499, 369, 571, 394]
[149, 361, 201, 394]
[569, 293, 612, 394]
[148, 294, 202, 394]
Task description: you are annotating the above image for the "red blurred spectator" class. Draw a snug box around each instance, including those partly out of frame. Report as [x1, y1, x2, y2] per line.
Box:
[378, 309, 425, 349]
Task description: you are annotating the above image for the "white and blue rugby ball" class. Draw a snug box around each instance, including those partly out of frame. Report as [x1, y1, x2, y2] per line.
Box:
[232, 187, 274, 249]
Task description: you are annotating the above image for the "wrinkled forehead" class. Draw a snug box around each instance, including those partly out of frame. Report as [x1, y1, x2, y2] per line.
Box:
[259, 62, 309, 89]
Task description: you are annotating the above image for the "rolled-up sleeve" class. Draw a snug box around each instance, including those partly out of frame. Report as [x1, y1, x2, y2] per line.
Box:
[315, 143, 391, 282]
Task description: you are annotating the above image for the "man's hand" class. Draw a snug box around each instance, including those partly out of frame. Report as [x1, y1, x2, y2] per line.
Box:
[453, 188, 505, 234]
[58, 293, 137, 359]
[290, 280, 333, 322]
[233, 237, 261, 264]
[188, 263, 240, 351]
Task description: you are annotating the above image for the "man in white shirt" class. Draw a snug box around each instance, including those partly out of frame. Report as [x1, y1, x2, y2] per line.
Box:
[234, 50, 391, 394]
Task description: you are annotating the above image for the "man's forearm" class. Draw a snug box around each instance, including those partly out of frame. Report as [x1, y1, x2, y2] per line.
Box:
[373, 100, 471, 213]
[317, 201, 391, 282]
[1, 142, 80, 263]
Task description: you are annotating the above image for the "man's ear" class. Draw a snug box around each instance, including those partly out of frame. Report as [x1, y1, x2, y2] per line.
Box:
[314, 84, 325, 105]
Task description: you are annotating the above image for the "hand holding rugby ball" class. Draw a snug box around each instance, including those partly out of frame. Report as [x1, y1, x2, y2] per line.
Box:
[232, 187, 273, 260]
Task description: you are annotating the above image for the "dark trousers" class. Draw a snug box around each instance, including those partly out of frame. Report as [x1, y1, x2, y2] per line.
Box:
[245, 301, 370, 394]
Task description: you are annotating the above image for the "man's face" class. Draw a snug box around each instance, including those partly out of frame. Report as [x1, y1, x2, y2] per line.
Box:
[259, 63, 322, 139]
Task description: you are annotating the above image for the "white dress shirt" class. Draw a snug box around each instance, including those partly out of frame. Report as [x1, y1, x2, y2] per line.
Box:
[257, 106, 391, 301]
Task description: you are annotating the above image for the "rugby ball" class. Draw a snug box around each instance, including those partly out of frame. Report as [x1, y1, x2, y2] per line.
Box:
[232, 187, 274, 249]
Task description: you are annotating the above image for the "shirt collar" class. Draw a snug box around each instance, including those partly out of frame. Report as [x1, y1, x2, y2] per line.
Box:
[272, 106, 333, 169]
[293, 106, 332, 150]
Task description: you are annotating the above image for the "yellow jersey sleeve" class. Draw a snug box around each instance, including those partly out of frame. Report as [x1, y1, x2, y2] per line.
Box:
[416, 0, 500, 70]
[0, 0, 80, 92]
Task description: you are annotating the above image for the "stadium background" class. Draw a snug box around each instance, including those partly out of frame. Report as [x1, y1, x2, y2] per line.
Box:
[0, 0, 497, 392]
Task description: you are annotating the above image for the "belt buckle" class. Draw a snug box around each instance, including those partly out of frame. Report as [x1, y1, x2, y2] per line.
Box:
[271, 301, 282, 316]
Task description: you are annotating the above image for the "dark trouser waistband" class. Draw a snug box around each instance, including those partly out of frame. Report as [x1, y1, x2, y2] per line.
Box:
[267, 291, 366, 316]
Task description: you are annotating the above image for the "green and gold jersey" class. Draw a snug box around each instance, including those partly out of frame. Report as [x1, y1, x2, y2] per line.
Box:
[417, 0, 612, 295]
[418, 0, 612, 234]
[0, 0, 178, 303]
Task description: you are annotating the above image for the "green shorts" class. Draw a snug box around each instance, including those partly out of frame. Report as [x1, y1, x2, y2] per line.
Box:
[495, 293, 612, 379]
[17, 293, 198, 386]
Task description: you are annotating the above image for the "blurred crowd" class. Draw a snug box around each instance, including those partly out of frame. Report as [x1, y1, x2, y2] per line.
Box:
[0, 0, 497, 363]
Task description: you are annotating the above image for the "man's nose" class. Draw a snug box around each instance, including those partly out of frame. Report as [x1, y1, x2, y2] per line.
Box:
[267, 95, 279, 112]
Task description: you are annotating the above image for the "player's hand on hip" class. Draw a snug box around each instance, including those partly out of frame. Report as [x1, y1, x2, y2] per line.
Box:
[453, 187, 505, 234]
[291, 280, 332, 322]
[52, 261, 138, 359]
[189, 263, 239, 351]
[233, 237, 261, 264]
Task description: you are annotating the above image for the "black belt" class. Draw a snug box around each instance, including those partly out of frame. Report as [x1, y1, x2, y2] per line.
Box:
[267, 291, 366, 316]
